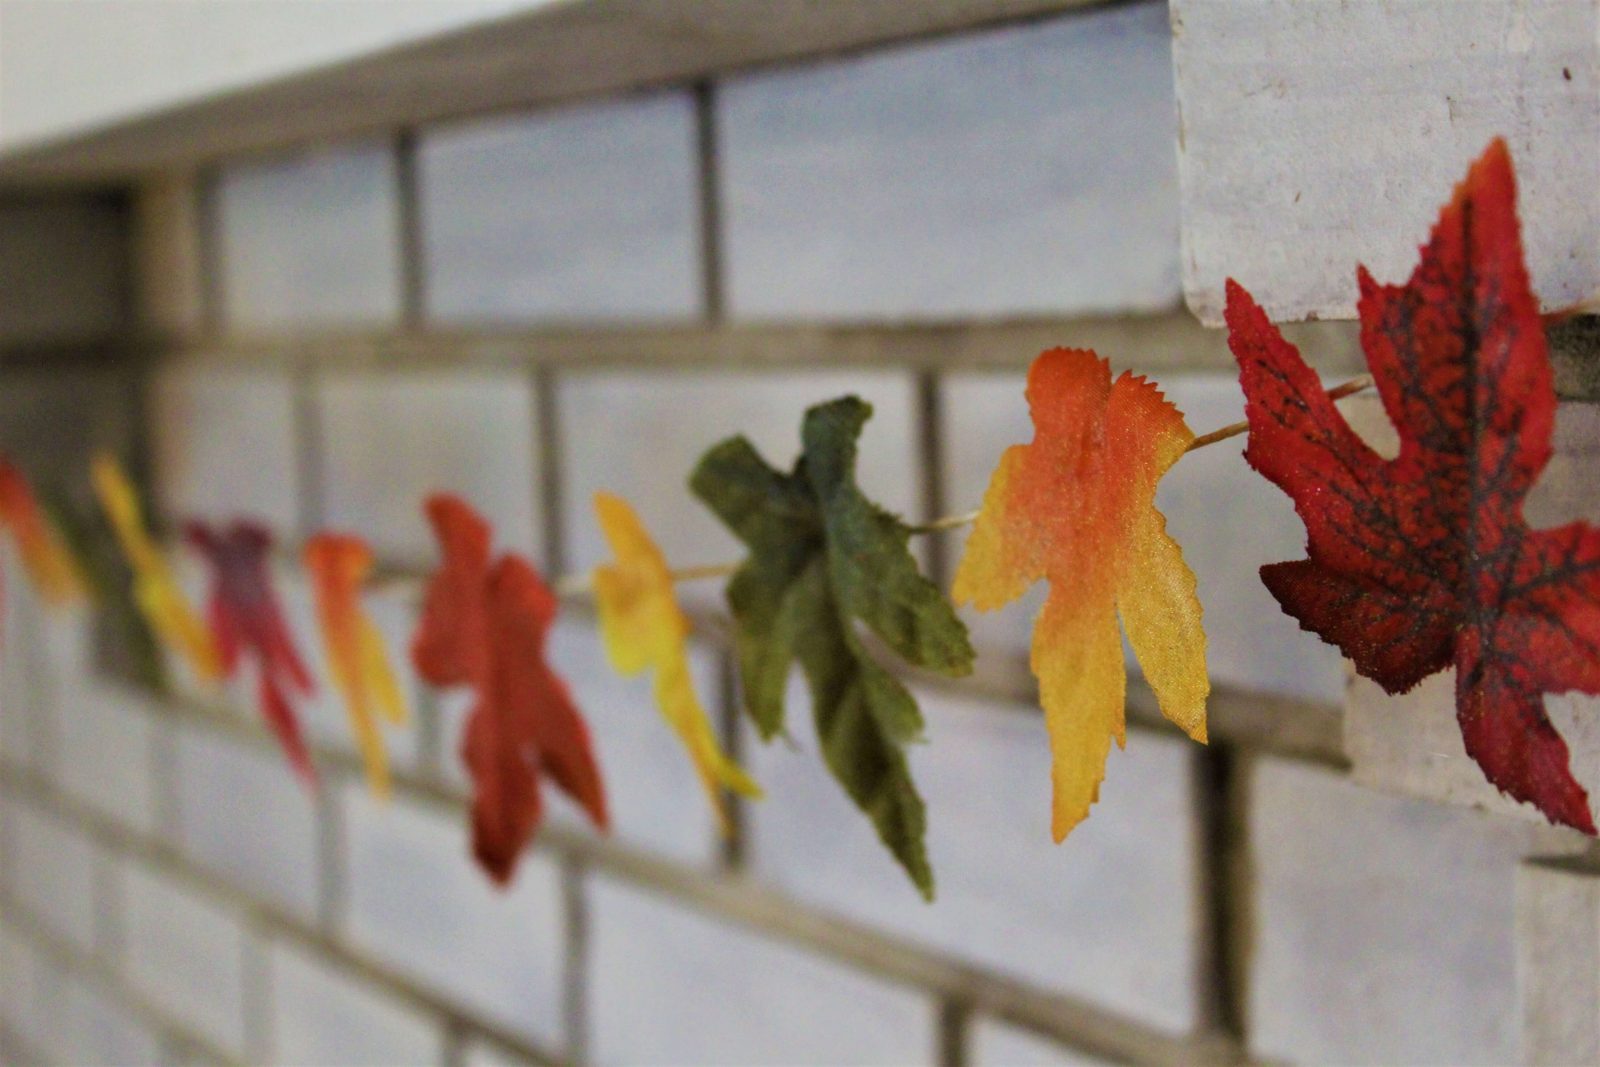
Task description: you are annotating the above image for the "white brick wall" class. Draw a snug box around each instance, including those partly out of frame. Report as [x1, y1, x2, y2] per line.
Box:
[173, 721, 322, 921]
[970, 1018, 1111, 1067]
[120, 862, 254, 1057]
[4, 795, 103, 953]
[1248, 757, 1527, 1064]
[588, 877, 937, 1065]
[747, 684, 1200, 1032]
[266, 939, 448, 1066]
[313, 370, 544, 567]
[720, 3, 1179, 319]
[151, 366, 302, 532]
[57, 969, 165, 1067]
[420, 93, 701, 323]
[1518, 858, 1600, 1066]
[340, 785, 568, 1048]
[54, 680, 161, 837]
[215, 141, 402, 329]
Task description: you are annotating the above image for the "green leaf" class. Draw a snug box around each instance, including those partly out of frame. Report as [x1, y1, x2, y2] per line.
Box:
[691, 396, 973, 899]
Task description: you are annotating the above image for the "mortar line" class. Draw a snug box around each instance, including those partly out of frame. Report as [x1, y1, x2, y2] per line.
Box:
[561, 857, 590, 1066]
[395, 128, 428, 328]
[1191, 743, 1250, 1044]
[917, 370, 950, 586]
[693, 81, 726, 322]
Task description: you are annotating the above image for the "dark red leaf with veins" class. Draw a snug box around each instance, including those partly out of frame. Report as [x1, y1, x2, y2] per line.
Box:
[185, 520, 317, 787]
[1226, 139, 1600, 834]
[412, 495, 608, 886]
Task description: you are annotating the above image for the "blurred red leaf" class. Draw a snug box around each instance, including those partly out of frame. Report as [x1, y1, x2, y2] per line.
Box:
[412, 495, 608, 885]
[186, 520, 317, 787]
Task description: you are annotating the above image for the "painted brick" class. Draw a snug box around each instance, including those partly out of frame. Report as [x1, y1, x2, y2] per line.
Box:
[276, 570, 425, 775]
[267, 939, 447, 1066]
[55, 680, 160, 836]
[434, 618, 719, 863]
[969, 1019, 1112, 1067]
[557, 369, 919, 606]
[58, 970, 165, 1067]
[1172, 0, 1597, 325]
[1518, 858, 1600, 1065]
[4, 796, 101, 953]
[314, 370, 542, 567]
[121, 862, 252, 1057]
[0, 921, 52, 1051]
[589, 877, 936, 1065]
[1249, 757, 1528, 1064]
[420, 93, 700, 322]
[747, 684, 1198, 1032]
[150, 366, 300, 533]
[0, 369, 139, 489]
[173, 723, 321, 921]
[462, 1037, 542, 1067]
[720, 3, 1178, 319]
[215, 141, 401, 328]
[340, 785, 566, 1048]
[940, 369, 1344, 703]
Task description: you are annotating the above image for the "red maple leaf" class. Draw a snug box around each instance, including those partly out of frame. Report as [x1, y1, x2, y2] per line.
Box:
[412, 494, 609, 885]
[1226, 139, 1600, 834]
[185, 520, 317, 787]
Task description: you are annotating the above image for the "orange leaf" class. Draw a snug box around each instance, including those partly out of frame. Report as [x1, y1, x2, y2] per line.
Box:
[0, 460, 84, 607]
[305, 533, 408, 800]
[952, 348, 1208, 841]
[413, 495, 608, 886]
[592, 492, 760, 834]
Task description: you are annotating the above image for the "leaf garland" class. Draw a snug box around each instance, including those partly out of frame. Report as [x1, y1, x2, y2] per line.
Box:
[691, 396, 973, 898]
[953, 348, 1209, 841]
[0, 459, 86, 608]
[91, 454, 223, 685]
[305, 532, 409, 800]
[186, 519, 319, 786]
[591, 492, 761, 834]
[1227, 138, 1600, 833]
[412, 494, 608, 885]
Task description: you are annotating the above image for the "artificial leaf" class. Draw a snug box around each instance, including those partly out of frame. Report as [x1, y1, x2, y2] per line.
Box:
[186, 520, 317, 786]
[1226, 138, 1600, 833]
[0, 460, 86, 607]
[91, 454, 222, 684]
[305, 533, 408, 800]
[42, 484, 167, 694]
[952, 348, 1209, 842]
[412, 494, 608, 885]
[592, 492, 761, 834]
[691, 397, 973, 898]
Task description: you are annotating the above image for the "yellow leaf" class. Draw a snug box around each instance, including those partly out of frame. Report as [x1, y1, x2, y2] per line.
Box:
[592, 492, 760, 833]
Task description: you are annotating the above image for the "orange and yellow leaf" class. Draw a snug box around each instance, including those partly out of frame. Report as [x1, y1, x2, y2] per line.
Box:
[953, 348, 1208, 841]
[591, 492, 760, 833]
[305, 533, 408, 799]
[91, 454, 223, 681]
[0, 459, 85, 608]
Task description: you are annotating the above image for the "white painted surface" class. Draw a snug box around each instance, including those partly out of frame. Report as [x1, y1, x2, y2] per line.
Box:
[1249, 758, 1526, 1065]
[747, 685, 1199, 1033]
[315, 370, 542, 567]
[0, 1, 552, 152]
[216, 142, 402, 329]
[1173, 0, 1600, 324]
[121, 862, 253, 1057]
[174, 723, 322, 921]
[54, 681, 160, 837]
[6, 797, 101, 952]
[421, 93, 701, 323]
[970, 1019, 1113, 1066]
[340, 786, 567, 1048]
[721, 2, 1180, 319]
[268, 940, 447, 1066]
[588, 877, 936, 1066]
[1518, 860, 1600, 1065]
